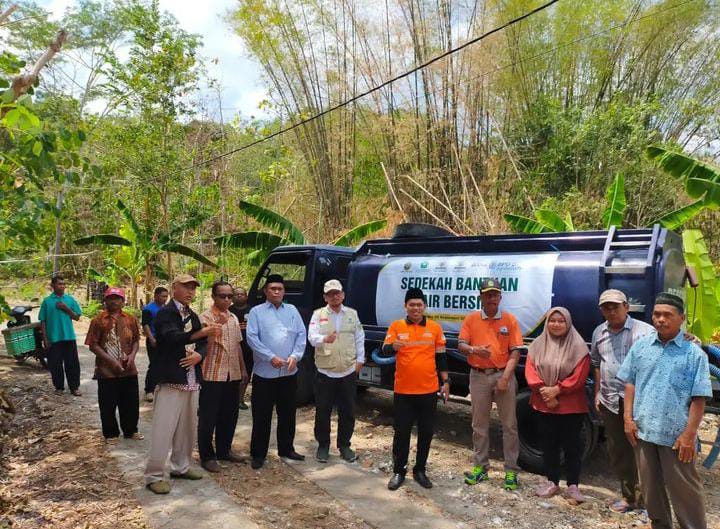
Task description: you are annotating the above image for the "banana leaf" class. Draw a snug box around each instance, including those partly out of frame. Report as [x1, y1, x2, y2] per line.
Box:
[687, 178, 720, 206]
[334, 219, 387, 247]
[646, 145, 720, 199]
[601, 173, 626, 229]
[214, 231, 287, 251]
[683, 229, 719, 342]
[162, 243, 217, 268]
[239, 201, 306, 245]
[116, 200, 145, 242]
[651, 199, 705, 230]
[74, 234, 133, 246]
[504, 214, 549, 234]
[534, 209, 571, 232]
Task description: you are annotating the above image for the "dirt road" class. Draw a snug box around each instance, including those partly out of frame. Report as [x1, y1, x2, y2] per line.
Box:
[1, 341, 719, 529]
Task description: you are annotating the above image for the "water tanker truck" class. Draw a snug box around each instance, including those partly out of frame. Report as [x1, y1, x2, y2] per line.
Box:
[247, 223, 714, 470]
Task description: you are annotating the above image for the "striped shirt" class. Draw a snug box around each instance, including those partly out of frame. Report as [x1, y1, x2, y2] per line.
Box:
[200, 307, 244, 382]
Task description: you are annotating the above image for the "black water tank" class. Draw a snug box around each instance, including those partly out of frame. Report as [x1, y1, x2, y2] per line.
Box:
[392, 223, 454, 239]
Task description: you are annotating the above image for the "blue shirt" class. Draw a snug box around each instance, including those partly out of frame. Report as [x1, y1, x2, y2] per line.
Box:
[246, 301, 307, 379]
[141, 301, 163, 336]
[38, 293, 82, 344]
[617, 330, 712, 447]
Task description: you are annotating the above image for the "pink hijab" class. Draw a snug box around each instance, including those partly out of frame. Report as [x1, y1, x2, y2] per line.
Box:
[527, 307, 589, 385]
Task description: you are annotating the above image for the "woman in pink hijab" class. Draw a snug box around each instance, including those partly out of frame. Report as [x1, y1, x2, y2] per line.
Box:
[525, 307, 591, 503]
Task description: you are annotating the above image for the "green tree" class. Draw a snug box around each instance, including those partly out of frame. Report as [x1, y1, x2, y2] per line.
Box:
[74, 200, 216, 306]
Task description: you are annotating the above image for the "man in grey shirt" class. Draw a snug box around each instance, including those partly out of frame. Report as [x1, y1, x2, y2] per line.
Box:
[246, 274, 307, 469]
[591, 289, 653, 513]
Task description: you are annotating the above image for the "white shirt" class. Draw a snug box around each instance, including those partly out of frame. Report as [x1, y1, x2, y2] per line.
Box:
[308, 304, 365, 378]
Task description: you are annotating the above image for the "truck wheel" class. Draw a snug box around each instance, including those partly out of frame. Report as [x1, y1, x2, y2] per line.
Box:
[516, 390, 600, 473]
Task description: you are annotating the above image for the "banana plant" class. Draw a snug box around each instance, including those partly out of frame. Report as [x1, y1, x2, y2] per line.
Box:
[646, 146, 720, 229]
[74, 199, 216, 306]
[215, 200, 387, 265]
[683, 229, 720, 342]
[505, 173, 625, 233]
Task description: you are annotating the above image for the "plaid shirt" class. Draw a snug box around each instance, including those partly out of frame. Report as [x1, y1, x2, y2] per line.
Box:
[590, 316, 654, 414]
[200, 307, 244, 382]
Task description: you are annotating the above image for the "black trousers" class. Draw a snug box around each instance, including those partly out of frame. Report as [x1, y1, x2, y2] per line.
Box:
[198, 380, 241, 461]
[392, 392, 437, 474]
[314, 372, 356, 449]
[144, 342, 157, 394]
[97, 376, 139, 438]
[250, 374, 297, 459]
[536, 411, 585, 485]
[47, 340, 81, 391]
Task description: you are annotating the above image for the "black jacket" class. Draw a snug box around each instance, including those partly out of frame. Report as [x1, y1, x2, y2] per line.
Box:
[153, 301, 208, 385]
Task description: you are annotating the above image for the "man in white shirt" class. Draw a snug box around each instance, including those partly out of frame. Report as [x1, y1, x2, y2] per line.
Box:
[307, 279, 365, 463]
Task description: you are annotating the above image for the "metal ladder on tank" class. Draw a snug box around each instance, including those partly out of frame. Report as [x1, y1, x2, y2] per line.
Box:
[598, 224, 661, 315]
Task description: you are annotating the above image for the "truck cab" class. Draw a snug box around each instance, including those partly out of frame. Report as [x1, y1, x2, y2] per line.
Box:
[247, 245, 355, 402]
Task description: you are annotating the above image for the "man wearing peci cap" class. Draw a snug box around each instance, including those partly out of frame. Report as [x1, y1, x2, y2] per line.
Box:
[458, 278, 524, 491]
[144, 274, 220, 494]
[246, 274, 307, 469]
[307, 279, 365, 463]
[590, 289, 653, 513]
[85, 287, 142, 442]
[382, 287, 448, 491]
[617, 293, 712, 529]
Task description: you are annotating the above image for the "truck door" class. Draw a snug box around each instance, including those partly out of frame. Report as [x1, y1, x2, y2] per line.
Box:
[249, 250, 314, 324]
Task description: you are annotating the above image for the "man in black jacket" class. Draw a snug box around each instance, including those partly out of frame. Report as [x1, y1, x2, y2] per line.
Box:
[144, 274, 219, 494]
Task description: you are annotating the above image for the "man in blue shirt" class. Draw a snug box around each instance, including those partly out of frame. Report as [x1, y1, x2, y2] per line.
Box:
[617, 292, 711, 529]
[141, 286, 169, 402]
[38, 275, 83, 395]
[246, 274, 307, 469]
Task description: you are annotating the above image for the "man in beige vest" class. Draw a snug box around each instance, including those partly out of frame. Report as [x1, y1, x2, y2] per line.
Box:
[307, 279, 365, 463]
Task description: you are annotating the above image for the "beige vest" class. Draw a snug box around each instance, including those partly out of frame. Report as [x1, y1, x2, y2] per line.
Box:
[313, 306, 359, 372]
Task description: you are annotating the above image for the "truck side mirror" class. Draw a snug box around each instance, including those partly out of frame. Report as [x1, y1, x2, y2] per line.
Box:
[685, 266, 699, 288]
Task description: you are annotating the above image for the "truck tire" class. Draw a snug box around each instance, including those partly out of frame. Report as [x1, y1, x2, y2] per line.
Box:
[516, 390, 600, 473]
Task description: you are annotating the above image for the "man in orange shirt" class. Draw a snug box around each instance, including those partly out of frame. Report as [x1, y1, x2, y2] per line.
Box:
[382, 288, 448, 491]
[458, 278, 524, 490]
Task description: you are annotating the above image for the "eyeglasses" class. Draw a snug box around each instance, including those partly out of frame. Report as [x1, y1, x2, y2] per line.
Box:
[215, 294, 233, 299]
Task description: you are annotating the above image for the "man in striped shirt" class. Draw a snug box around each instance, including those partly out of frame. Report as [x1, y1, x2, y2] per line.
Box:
[198, 281, 250, 473]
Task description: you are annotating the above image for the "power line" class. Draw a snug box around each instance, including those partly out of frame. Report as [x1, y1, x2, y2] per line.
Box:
[187, 0, 563, 170]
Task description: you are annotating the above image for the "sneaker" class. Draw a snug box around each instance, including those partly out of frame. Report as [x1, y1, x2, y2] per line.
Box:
[126, 432, 144, 440]
[70, 389, 82, 396]
[54, 388, 64, 394]
[144, 393, 154, 403]
[104, 436, 120, 444]
[565, 484, 585, 504]
[170, 469, 203, 480]
[535, 481, 560, 498]
[147, 480, 171, 494]
[316, 445, 330, 463]
[503, 471, 519, 491]
[463, 465, 489, 485]
[201, 459, 221, 473]
[609, 499, 631, 513]
[339, 446, 357, 463]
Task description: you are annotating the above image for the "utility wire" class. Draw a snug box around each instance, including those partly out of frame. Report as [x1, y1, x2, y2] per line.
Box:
[187, 0, 563, 170]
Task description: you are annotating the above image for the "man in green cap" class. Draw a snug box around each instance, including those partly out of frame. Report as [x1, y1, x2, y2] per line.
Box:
[457, 278, 524, 491]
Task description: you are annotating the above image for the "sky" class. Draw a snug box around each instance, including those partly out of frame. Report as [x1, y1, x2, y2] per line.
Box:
[37, 0, 269, 121]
